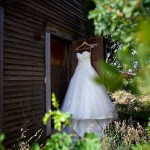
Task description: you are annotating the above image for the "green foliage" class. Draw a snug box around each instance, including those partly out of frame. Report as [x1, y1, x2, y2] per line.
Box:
[51, 92, 59, 109]
[89, 0, 150, 95]
[43, 109, 71, 131]
[40, 132, 100, 150]
[111, 91, 150, 123]
[42, 132, 72, 150]
[74, 133, 100, 150]
[89, 1, 150, 149]
[42, 93, 100, 150]
[96, 61, 123, 91]
[43, 93, 72, 131]
[0, 133, 5, 150]
[132, 143, 150, 150]
[30, 143, 40, 150]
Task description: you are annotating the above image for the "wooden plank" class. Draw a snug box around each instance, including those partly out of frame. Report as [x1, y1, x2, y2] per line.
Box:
[42, 0, 84, 21]
[3, 80, 44, 86]
[5, 29, 44, 44]
[3, 119, 44, 135]
[3, 123, 43, 142]
[0, 5, 4, 131]
[3, 76, 44, 81]
[4, 52, 44, 62]
[4, 70, 44, 76]
[4, 36, 44, 49]
[3, 89, 44, 98]
[20, 0, 85, 37]
[3, 104, 44, 114]
[5, 14, 44, 32]
[5, 8, 44, 26]
[36, 0, 85, 28]
[4, 64, 44, 71]
[63, 0, 83, 14]
[3, 95, 44, 104]
[4, 84, 44, 93]
[5, 1, 85, 37]
[4, 47, 44, 58]
[8, 1, 84, 38]
[3, 102, 44, 111]
[5, 23, 35, 37]
[4, 40, 44, 53]
[3, 109, 44, 122]
[3, 120, 43, 138]
[7, 4, 46, 25]
[0, 0, 20, 5]
[46, 22, 73, 41]
[3, 115, 43, 128]
[4, 58, 44, 66]
[45, 32, 51, 136]
[4, 18, 42, 33]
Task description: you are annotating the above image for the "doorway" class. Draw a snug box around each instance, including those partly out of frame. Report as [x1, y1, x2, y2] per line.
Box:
[45, 32, 71, 135]
[51, 35, 70, 106]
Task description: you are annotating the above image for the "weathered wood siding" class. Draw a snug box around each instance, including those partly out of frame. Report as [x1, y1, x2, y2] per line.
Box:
[2, 0, 86, 146]
[0, 5, 4, 132]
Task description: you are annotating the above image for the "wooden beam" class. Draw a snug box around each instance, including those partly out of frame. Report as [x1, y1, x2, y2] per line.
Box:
[0, 0, 20, 5]
[45, 32, 51, 136]
[0, 5, 4, 131]
[46, 22, 73, 41]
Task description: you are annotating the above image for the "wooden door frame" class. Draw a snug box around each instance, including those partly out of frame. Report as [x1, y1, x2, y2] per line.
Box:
[45, 32, 51, 136]
[45, 23, 73, 135]
[0, 6, 4, 131]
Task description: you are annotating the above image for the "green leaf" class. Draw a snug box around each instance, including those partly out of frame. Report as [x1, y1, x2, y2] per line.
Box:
[0, 134, 5, 142]
[30, 143, 40, 150]
[43, 110, 52, 125]
[96, 62, 123, 92]
[0, 133, 5, 150]
[52, 93, 59, 109]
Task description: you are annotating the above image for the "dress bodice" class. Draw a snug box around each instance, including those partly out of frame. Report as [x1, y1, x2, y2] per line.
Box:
[76, 51, 91, 67]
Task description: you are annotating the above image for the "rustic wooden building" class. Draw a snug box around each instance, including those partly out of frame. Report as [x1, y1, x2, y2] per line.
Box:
[0, 0, 104, 146]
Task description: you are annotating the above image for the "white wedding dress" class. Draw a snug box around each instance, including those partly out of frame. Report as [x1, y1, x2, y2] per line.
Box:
[61, 51, 118, 137]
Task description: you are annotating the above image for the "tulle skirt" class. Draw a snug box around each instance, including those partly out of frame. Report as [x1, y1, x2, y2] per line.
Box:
[61, 64, 118, 137]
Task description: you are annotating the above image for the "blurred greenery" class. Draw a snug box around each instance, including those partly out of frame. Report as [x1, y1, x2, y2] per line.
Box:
[89, 0, 150, 149]
[0, 133, 5, 150]
[89, 0, 150, 96]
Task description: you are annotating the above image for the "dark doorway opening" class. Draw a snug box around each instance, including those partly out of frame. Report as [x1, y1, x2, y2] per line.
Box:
[50, 35, 70, 107]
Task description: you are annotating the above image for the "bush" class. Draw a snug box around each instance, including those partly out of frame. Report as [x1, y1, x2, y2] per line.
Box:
[111, 90, 150, 123]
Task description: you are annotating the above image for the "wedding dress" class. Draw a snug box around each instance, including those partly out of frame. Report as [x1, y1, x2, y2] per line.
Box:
[61, 51, 118, 137]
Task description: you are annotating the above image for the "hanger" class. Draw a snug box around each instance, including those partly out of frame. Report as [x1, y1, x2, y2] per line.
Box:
[75, 40, 94, 51]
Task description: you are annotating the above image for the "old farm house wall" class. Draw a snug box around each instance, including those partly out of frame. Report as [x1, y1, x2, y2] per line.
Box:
[0, 0, 86, 146]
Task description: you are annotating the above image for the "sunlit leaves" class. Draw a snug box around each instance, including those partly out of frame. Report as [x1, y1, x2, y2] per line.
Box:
[74, 133, 100, 150]
[43, 93, 72, 131]
[51, 92, 59, 109]
[42, 132, 72, 150]
[40, 132, 100, 150]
